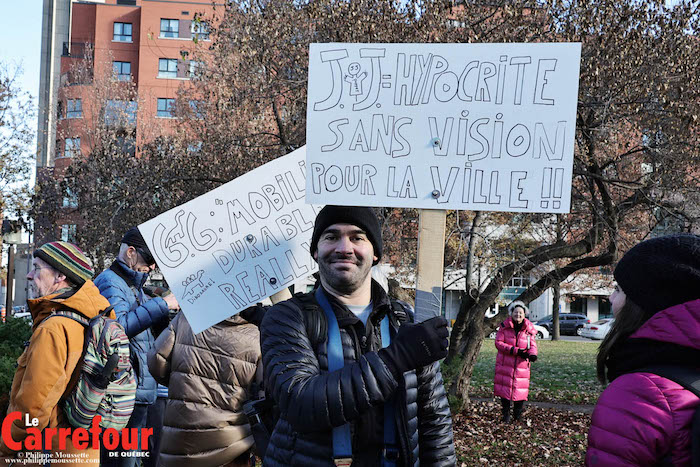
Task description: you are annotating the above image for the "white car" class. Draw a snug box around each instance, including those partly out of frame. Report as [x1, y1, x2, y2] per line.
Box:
[488, 324, 550, 340]
[580, 319, 615, 340]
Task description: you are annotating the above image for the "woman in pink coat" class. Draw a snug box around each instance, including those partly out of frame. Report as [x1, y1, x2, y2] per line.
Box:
[587, 234, 700, 466]
[494, 300, 538, 423]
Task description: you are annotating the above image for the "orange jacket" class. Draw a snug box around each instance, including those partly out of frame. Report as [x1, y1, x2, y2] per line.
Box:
[0, 281, 112, 456]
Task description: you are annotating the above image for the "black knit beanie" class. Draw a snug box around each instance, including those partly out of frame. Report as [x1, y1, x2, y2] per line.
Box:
[121, 227, 154, 261]
[310, 206, 382, 264]
[613, 233, 700, 315]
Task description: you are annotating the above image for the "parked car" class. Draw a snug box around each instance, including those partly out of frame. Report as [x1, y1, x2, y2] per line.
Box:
[488, 324, 550, 340]
[536, 313, 590, 336]
[13, 311, 32, 321]
[580, 318, 615, 340]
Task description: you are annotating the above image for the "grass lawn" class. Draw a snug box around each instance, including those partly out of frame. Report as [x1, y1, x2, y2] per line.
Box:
[446, 339, 600, 465]
[447, 339, 603, 405]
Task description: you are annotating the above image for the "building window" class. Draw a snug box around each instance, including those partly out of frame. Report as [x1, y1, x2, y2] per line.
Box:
[507, 276, 530, 288]
[160, 19, 179, 38]
[62, 187, 78, 208]
[113, 22, 133, 42]
[598, 297, 612, 319]
[187, 141, 202, 153]
[188, 100, 204, 118]
[158, 59, 178, 78]
[191, 20, 209, 40]
[104, 100, 137, 127]
[188, 61, 202, 78]
[64, 138, 81, 158]
[157, 98, 176, 118]
[66, 99, 82, 118]
[60, 224, 77, 242]
[112, 61, 131, 81]
[116, 135, 136, 157]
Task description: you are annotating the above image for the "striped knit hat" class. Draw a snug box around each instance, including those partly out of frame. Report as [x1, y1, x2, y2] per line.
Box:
[34, 241, 94, 286]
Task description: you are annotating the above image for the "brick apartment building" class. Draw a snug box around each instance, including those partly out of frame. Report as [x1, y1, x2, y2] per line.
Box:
[36, 0, 217, 244]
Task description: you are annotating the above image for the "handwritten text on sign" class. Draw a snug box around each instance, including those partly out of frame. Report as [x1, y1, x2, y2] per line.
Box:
[139, 147, 319, 334]
[306, 43, 581, 212]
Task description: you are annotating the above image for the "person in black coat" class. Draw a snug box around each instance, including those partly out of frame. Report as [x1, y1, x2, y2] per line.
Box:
[260, 206, 456, 466]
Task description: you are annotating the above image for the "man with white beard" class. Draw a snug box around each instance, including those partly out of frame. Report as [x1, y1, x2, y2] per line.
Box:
[0, 241, 112, 465]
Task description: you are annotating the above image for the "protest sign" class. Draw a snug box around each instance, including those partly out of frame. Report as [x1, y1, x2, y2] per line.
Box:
[306, 42, 581, 213]
[139, 147, 319, 334]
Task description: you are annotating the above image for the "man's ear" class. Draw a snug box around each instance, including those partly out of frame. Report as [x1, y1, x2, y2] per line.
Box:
[54, 272, 67, 284]
[313, 251, 318, 262]
[373, 255, 378, 263]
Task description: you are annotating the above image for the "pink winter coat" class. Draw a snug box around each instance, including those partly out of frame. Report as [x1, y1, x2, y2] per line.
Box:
[494, 317, 538, 401]
[586, 299, 700, 466]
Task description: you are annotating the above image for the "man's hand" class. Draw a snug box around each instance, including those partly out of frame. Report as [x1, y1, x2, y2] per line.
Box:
[163, 293, 179, 310]
[378, 316, 449, 379]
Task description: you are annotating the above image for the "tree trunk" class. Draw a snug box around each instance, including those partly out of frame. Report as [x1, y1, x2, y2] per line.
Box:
[464, 211, 482, 290]
[552, 282, 561, 340]
[445, 291, 475, 363]
[454, 312, 486, 410]
[552, 214, 562, 340]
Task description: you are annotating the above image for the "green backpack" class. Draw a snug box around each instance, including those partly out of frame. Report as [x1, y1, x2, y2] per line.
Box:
[49, 306, 137, 430]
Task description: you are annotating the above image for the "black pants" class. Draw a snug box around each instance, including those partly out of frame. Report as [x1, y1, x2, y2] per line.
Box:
[500, 398, 525, 421]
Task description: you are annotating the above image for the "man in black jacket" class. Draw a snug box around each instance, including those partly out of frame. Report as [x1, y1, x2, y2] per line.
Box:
[260, 205, 456, 466]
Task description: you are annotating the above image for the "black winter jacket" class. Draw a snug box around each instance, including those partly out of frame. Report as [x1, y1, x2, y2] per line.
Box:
[260, 280, 456, 466]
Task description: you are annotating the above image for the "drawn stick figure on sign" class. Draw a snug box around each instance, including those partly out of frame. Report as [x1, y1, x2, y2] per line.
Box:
[344, 62, 367, 101]
[541, 167, 564, 209]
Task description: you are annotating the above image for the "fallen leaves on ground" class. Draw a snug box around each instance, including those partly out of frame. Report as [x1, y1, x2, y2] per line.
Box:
[453, 400, 590, 466]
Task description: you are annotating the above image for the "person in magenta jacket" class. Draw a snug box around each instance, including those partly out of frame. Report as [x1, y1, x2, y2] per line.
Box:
[494, 300, 538, 423]
[587, 234, 700, 466]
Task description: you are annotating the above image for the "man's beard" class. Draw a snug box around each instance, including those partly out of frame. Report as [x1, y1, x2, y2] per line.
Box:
[318, 255, 372, 294]
[27, 283, 40, 299]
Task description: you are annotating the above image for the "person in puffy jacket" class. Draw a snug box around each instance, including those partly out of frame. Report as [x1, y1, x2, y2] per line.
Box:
[148, 305, 263, 467]
[586, 233, 700, 466]
[494, 300, 538, 423]
[261, 206, 455, 466]
[0, 242, 112, 466]
[94, 227, 180, 466]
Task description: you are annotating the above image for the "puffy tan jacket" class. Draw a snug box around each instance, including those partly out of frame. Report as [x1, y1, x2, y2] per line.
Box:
[0, 281, 112, 462]
[260, 281, 456, 467]
[494, 317, 538, 401]
[148, 311, 261, 467]
[586, 299, 700, 466]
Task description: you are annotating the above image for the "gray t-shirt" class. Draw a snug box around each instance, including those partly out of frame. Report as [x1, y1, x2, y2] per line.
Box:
[346, 302, 373, 326]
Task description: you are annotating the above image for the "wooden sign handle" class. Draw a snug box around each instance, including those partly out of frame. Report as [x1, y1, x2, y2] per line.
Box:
[270, 288, 293, 304]
[415, 209, 446, 322]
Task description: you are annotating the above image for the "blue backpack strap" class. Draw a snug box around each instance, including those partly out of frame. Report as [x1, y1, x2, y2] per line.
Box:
[381, 315, 399, 466]
[314, 288, 353, 465]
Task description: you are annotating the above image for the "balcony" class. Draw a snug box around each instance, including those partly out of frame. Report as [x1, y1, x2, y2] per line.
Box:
[62, 42, 94, 59]
[60, 69, 93, 87]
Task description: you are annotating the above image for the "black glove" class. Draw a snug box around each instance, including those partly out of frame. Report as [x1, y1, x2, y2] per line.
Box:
[378, 316, 449, 379]
[517, 349, 529, 358]
[239, 304, 266, 327]
[528, 354, 538, 362]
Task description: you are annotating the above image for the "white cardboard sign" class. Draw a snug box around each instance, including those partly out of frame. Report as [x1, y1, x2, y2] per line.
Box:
[306, 42, 581, 212]
[139, 147, 319, 334]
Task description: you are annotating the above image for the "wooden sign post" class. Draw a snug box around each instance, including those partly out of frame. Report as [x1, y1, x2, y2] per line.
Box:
[415, 209, 447, 322]
[270, 288, 293, 304]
